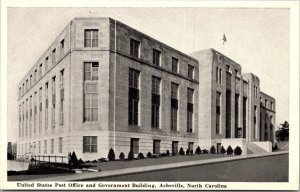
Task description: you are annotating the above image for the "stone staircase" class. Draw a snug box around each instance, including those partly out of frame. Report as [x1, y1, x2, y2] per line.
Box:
[246, 142, 268, 154]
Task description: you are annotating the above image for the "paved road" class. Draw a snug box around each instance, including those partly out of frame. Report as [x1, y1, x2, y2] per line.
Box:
[91, 154, 288, 182]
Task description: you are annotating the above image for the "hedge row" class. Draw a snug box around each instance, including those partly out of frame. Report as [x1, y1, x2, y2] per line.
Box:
[69, 145, 242, 165]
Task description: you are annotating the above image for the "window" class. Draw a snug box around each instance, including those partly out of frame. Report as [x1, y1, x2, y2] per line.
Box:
[19, 87, 21, 98]
[187, 88, 194, 133]
[235, 94, 240, 138]
[265, 99, 268, 108]
[84, 29, 98, 47]
[84, 62, 99, 81]
[271, 102, 274, 110]
[34, 92, 37, 133]
[130, 138, 139, 154]
[172, 57, 178, 73]
[188, 142, 194, 151]
[83, 136, 97, 153]
[171, 83, 179, 131]
[243, 97, 247, 138]
[243, 80, 248, 95]
[130, 38, 140, 58]
[26, 79, 28, 91]
[152, 76, 161, 128]
[226, 70, 231, 89]
[128, 68, 140, 125]
[38, 141, 41, 153]
[39, 64, 42, 78]
[171, 83, 179, 99]
[52, 49, 56, 66]
[19, 105, 21, 138]
[216, 92, 221, 134]
[51, 139, 54, 154]
[188, 65, 194, 79]
[84, 93, 98, 122]
[30, 75, 32, 87]
[153, 49, 161, 66]
[254, 105, 257, 139]
[52, 77, 56, 127]
[153, 140, 161, 154]
[58, 137, 62, 153]
[45, 57, 48, 72]
[39, 87, 42, 132]
[25, 99, 28, 137]
[60, 39, 64, 57]
[172, 141, 178, 155]
[254, 86, 258, 98]
[84, 63, 99, 122]
[216, 67, 222, 84]
[45, 82, 48, 130]
[60, 70, 64, 125]
[34, 70, 37, 83]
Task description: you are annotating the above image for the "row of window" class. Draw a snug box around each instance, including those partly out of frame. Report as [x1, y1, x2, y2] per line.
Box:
[19, 39, 65, 98]
[127, 68, 194, 132]
[83, 136, 194, 155]
[260, 97, 274, 110]
[130, 38, 195, 79]
[19, 70, 64, 138]
[215, 91, 248, 138]
[216, 66, 248, 95]
[19, 137, 63, 155]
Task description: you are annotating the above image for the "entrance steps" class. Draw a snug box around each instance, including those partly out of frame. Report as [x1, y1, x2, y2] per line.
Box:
[245, 142, 269, 154]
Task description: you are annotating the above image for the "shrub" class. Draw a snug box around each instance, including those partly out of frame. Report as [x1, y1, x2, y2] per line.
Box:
[7, 153, 13, 160]
[234, 146, 242, 155]
[78, 158, 84, 164]
[190, 149, 194, 155]
[119, 152, 125, 160]
[138, 152, 145, 159]
[147, 152, 152, 158]
[202, 149, 209, 154]
[179, 147, 185, 155]
[160, 152, 166, 157]
[272, 143, 278, 151]
[226, 145, 233, 155]
[108, 148, 116, 161]
[210, 146, 216, 154]
[97, 158, 108, 162]
[128, 150, 134, 160]
[92, 159, 97, 163]
[166, 150, 170, 156]
[220, 146, 226, 154]
[195, 146, 201, 155]
[186, 148, 190, 155]
[171, 151, 177, 156]
[71, 151, 78, 167]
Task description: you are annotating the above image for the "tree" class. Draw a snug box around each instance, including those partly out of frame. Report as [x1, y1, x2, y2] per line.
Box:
[276, 121, 289, 141]
[108, 148, 115, 161]
[234, 146, 242, 155]
[226, 145, 233, 155]
[195, 146, 201, 155]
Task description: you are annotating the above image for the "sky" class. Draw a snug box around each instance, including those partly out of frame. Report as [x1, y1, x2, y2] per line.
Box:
[7, 7, 290, 142]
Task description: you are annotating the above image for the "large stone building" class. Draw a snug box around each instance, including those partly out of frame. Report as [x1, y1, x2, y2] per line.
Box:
[17, 17, 199, 160]
[17, 18, 275, 160]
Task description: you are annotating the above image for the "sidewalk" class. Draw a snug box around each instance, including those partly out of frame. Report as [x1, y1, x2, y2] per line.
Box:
[31, 150, 288, 181]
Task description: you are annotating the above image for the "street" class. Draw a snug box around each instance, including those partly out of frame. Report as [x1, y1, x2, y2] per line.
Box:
[90, 154, 288, 182]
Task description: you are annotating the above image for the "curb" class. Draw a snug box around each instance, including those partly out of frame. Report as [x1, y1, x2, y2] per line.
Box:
[30, 150, 288, 181]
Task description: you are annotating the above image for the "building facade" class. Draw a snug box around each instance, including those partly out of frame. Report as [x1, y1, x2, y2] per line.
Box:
[17, 18, 199, 160]
[17, 18, 275, 160]
[191, 49, 276, 153]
